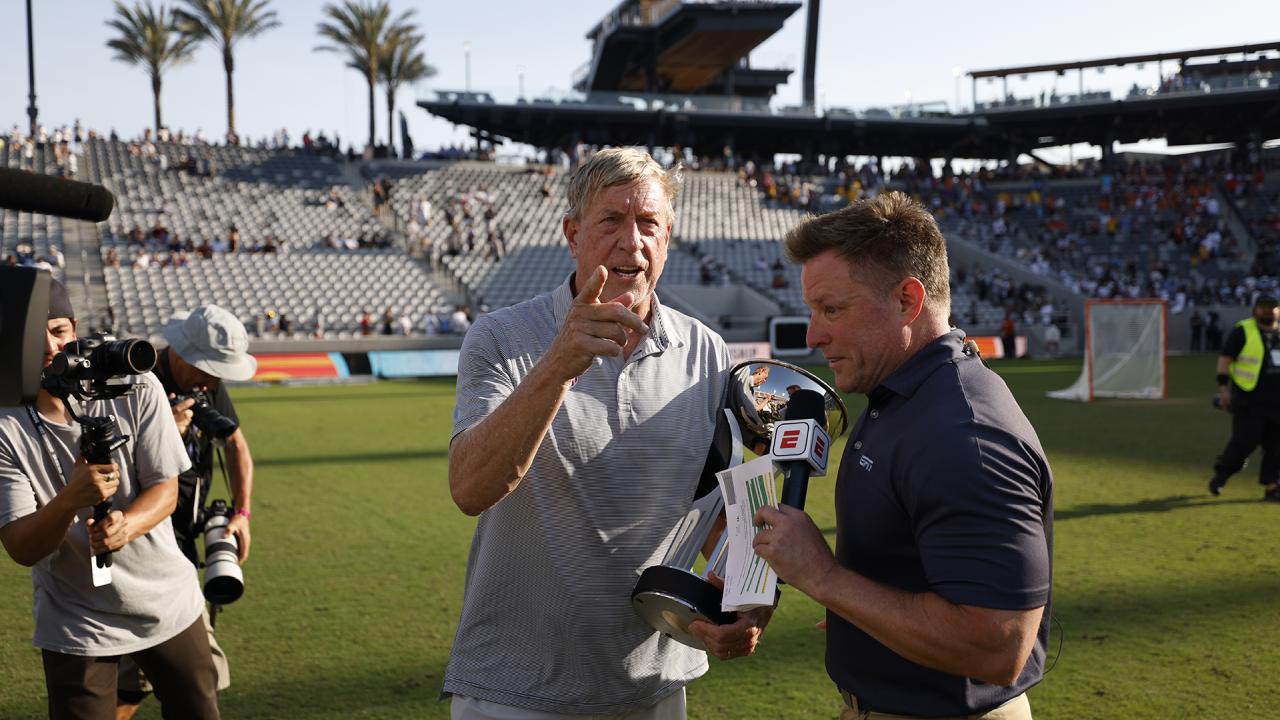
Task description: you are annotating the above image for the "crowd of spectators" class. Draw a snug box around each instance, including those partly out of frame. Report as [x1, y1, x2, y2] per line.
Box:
[397, 184, 508, 269]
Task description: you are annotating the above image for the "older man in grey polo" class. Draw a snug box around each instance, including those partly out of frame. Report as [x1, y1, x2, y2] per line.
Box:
[446, 148, 770, 719]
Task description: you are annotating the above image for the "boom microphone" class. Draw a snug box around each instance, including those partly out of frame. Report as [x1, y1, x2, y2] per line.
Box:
[0, 167, 115, 222]
[771, 389, 830, 510]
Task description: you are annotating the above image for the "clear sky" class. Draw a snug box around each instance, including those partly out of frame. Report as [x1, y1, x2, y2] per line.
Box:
[3, 0, 1278, 158]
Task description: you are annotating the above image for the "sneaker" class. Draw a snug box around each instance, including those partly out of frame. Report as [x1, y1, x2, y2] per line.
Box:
[1209, 478, 1224, 496]
[1264, 487, 1280, 503]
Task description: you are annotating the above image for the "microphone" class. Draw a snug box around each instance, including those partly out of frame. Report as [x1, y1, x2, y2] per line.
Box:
[0, 167, 115, 222]
[770, 389, 830, 510]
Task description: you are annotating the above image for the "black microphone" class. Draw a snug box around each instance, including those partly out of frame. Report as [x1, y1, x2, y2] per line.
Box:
[0, 167, 115, 222]
[773, 389, 829, 510]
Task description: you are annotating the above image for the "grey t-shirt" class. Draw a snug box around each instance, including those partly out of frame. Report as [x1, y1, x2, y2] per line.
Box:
[445, 280, 730, 715]
[0, 373, 203, 656]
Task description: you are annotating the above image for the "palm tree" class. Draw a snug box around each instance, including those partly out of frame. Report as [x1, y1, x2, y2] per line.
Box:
[315, 1, 416, 153]
[174, 0, 281, 144]
[105, 1, 200, 134]
[379, 30, 436, 158]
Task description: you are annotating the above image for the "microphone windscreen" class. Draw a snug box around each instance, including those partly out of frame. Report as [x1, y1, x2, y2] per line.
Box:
[0, 167, 115, 222]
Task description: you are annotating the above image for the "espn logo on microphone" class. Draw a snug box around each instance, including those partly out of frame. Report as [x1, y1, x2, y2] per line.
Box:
[769, 419, 831, 476]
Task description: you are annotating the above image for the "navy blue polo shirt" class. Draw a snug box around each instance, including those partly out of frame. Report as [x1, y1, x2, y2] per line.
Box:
[827, 330, 1053, 716]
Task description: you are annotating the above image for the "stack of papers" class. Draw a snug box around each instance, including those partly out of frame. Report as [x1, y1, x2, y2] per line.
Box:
[715, 454, 781, 612]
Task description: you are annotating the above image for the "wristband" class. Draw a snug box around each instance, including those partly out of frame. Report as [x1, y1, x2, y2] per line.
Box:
[1217, 373, 1230, 388]
[234, 508, 251, 520]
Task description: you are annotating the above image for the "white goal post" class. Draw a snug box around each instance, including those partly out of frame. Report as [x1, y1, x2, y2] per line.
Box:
[1049, 300, 1167, 401]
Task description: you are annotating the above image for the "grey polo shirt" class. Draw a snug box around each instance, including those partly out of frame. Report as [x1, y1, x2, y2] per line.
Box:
[446, 277, 730, 715]
[827, 330, 1053, 716]
[0, 374, 202, 656]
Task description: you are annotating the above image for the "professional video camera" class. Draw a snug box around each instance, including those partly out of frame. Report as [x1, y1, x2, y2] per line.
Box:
[172, 390, 239, 441]
[41, 332, 158, 571]
[198, 499, 244, 604]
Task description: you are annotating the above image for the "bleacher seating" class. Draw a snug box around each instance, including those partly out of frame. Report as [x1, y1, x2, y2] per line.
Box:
[86, 138, 379, 246]
[87, 139, 458, 338]
[1, 142, 66, 279]
[105, 249, 450, 338]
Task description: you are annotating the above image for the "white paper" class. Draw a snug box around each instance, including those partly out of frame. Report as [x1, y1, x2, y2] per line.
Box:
[715, 454, 780, 612]
[90, 554, 112, 588]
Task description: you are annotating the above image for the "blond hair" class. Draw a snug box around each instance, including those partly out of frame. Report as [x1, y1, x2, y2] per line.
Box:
[564, 148, 681, 223]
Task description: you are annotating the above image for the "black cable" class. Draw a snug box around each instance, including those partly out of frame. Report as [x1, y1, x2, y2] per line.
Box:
[1044, 614, 1065, 674]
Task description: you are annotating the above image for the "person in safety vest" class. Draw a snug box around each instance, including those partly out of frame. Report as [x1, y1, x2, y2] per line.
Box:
[1211, 294, 1280, 500]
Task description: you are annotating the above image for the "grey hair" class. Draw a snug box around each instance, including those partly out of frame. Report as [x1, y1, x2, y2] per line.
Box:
[564, 147, 681, 224]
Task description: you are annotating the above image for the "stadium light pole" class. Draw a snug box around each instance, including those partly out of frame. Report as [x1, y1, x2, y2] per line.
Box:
[464, 41, 472, 94]
[25, 0, 38, 137]
[952, 66, 962, 113]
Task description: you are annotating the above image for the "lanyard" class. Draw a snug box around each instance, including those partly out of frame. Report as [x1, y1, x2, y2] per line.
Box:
[24, 403, 69, 492]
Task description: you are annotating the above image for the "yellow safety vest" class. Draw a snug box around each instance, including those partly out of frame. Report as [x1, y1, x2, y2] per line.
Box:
[1230, 318, 1265, 392]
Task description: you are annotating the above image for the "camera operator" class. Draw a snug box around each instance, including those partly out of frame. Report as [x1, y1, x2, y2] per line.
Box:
[0, 281, 219, 719]
[116, 304, 256, 719]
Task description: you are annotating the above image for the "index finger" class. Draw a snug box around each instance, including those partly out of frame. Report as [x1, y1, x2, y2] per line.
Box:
[574, 266, 608, 305]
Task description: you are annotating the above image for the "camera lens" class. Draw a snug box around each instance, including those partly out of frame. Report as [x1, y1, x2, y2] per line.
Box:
[202, 513, 244, 604]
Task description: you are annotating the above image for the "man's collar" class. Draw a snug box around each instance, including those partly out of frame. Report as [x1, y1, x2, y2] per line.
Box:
[874, 329, 967, 400]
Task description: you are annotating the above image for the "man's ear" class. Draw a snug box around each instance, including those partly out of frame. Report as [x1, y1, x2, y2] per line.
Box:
[897, 277, 926, 325]
[563, 215, 578, 257]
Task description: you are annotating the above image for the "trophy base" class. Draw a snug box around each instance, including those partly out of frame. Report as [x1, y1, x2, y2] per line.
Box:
[632, 565, 735, 650]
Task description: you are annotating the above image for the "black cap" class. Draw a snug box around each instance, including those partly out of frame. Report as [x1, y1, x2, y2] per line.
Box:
[1254, 294, 1278, 309]
[48, 279, 75, 321]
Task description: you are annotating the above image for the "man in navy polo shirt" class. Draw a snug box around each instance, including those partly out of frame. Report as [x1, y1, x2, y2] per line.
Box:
[754, 192, 1052, 719]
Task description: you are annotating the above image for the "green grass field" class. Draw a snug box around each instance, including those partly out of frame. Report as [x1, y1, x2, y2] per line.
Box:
[3, 355, 1279, 719]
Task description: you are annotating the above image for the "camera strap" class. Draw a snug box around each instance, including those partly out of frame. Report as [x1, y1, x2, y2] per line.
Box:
[24, 403, 69, 492]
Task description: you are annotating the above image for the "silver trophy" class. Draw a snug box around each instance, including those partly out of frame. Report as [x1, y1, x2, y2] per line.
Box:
[631, 360, 848, 649]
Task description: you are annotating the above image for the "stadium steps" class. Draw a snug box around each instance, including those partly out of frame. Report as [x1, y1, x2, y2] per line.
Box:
[59, 217, 111, 332]
[1216, 184, 1258, 259]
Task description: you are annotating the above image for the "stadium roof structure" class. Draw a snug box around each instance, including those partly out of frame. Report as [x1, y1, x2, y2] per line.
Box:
[968, 41, 1280, 79]
[420, 35, 1280, 161]
[575, 0, 801, 98]
[419, 85, 1280, 160]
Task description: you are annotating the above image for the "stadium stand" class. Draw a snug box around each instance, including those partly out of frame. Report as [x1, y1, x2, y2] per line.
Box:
[85, 138, 457, 338]
[1, 137, 67, 280]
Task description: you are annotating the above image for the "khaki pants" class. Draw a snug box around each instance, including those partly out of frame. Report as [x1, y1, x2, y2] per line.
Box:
[119, 604, 230, 694]
[451, 687, 686, 720]
[840, 692, 1031, 720]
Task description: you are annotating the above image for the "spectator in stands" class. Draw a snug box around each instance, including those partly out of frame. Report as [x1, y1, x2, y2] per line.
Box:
[450, 305, 472, 334]
[396, 311, 413, 336]
[0, 282, 220, 720]
[422, 311, 441, 336]
[1043, 321, 1062, 358]
[1001, 312, 1017, 359]
[1190, 310, 1205, 352]
[380, 308, 395, 336]
[359, 311, 374, 336]
[445, 147, 767, 719]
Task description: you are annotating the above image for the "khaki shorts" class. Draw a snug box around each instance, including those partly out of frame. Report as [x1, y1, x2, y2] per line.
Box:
[119, 604, 230, 693]
[840, 692, 1031, 720]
